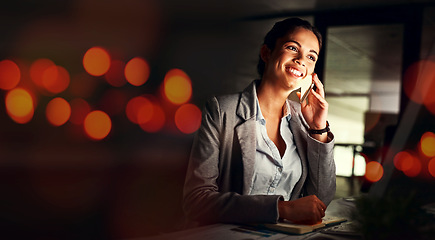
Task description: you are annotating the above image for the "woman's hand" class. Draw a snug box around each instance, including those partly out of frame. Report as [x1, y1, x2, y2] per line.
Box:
[297, 73, 329, 142]
[278, 195, 326, 225]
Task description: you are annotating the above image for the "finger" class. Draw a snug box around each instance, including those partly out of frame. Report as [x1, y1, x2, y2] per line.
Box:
[312, 74, 325, 98]
[310, 89, 328, 108]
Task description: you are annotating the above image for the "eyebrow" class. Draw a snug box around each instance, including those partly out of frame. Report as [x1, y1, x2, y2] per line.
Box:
[285, 40, 319, 57]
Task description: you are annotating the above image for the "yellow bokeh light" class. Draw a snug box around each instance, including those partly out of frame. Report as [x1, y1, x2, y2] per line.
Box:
[5, 88, 34, 124]
[163, 69, 192, 105]
[420, 132, 435, 157]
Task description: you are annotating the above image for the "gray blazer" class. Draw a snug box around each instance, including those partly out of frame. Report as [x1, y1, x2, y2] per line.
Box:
[183, 80, 336, 225]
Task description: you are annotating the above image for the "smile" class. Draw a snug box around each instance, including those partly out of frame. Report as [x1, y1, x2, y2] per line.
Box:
[286, 67, 304, 78]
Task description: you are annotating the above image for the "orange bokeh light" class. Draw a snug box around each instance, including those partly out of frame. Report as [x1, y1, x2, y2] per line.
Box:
[124, 57, 150, 86]
[403, 60, 435, 105]
[30, 58, 55, 88]
[69, 98, 91, 125]
[46, 97, 71, 126]
[0, 59, 21, 90]
[365, 161, 384, 182]
[5, 88, 34, 124]
[428, 158, 435, 178]
[42, 65, 70, 94]
[126, 96, 154, 124]
[139, 102, 165, 133]
[174, 104, 202, 134]
[420, 132, 435, 157]
[83, 47, 111, 76]
[105, 60, 127, 87]
[84, 110, 112, 140]
[163, 69, 192, 105]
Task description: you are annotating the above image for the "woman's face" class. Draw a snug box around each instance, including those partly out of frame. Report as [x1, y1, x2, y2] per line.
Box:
[263, 27, 320, 91]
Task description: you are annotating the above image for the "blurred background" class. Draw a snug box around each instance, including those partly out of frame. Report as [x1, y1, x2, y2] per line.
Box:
[1, 0, 435, 239]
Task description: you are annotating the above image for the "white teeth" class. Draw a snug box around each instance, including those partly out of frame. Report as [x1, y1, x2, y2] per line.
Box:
[289, 68, 303, 77]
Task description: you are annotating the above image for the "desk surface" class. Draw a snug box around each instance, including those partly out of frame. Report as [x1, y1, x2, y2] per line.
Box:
[140, 198, 361, 240]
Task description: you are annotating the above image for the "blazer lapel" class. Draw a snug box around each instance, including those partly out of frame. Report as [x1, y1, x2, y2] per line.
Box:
[235, 80, 258, 195]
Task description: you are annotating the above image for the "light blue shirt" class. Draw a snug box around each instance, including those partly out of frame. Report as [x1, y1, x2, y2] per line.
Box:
[249, 98, 302, 201]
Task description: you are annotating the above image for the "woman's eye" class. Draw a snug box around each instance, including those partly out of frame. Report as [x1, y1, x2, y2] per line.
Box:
[287, 46, 297, 51]
[308, 55, 317, 61]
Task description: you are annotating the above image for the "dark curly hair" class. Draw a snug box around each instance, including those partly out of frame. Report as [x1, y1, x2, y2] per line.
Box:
[257, 18, 322, 77]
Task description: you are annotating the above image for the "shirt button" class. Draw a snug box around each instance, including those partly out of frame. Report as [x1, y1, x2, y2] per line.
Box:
[278, 167, 283, 172]
[270, 187, 275, 193]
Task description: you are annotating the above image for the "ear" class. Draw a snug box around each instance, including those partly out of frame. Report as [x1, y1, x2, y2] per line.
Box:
[260, 44, 271, 63]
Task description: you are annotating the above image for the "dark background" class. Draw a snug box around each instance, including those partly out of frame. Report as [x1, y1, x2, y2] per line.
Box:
[1, 1, 435, 239]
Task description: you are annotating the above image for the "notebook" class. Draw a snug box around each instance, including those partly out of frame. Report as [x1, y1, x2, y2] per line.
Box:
[255, 216, 347, 235]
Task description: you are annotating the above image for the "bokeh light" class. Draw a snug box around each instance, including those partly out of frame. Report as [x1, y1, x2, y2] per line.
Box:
[174, 104, 202, 134]
[0, 59, 21, 90]
[126, 96, 154, 124]
[403, 60, 435, 105]
[83, 47, 111, 76]
[30, 58, 55, 88]
[365, 161, 384, 182]
[105, 60, 127, 87]
[46, 97, 71, 126]
[124, 57, 150, 86]
[420, 132, 435, 157]
[69, 98, 91, 125]
[163, 69, 192, 105]
[84, 110, 112, 140]
[403, 156, 422, 177]
[41, 65, 70, 94]
[5, 88, 34, 124]
[139, 101, 165, 133]
[429, 158, 435, 178]
[394, 151, 415, 172]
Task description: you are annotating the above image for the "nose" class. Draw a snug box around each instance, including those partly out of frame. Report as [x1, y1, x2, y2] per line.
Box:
[295, 59, 305, 67]
[294, 56, 305, 67]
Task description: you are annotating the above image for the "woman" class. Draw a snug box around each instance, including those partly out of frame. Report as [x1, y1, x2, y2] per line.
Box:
[183, 18, 336, 226]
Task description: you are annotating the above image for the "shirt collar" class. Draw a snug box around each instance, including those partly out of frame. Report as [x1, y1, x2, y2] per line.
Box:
[256, 97, 292, 125]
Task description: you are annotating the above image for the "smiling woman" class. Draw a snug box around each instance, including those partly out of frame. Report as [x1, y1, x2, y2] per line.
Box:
[183, 18, 336, 226]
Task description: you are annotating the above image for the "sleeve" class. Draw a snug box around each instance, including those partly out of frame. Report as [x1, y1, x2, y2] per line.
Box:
[304, 132, 336, 206]
[182, 96, 282, 225]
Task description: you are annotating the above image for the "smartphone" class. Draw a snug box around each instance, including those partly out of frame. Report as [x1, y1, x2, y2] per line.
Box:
[299, 74, 314, 103]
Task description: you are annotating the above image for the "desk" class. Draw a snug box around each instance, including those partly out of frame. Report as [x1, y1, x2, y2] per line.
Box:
[141, 198, 361, 240]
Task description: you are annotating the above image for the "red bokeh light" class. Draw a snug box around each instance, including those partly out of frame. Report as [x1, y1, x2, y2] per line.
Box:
[403, 60, 435, 105]
[30, 58, 55, 88]
[41, 65, 70, 94]
[0, 59, 21, 90]
[139, 101, 165, 133]
[105, 60, 127, 87]
[69, 98, 91, 125]
[174, 104, 202, 134]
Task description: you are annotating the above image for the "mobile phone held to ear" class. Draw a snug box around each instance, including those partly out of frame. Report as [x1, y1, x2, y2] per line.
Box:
[299, 74, 314, 103]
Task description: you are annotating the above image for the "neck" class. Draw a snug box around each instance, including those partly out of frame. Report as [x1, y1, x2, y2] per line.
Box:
[257, 78, 292, 117]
